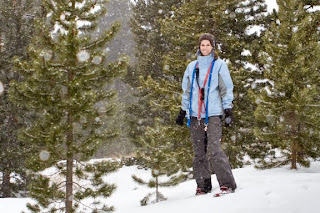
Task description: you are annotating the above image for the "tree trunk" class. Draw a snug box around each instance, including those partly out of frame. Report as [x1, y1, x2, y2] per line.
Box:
[65, 114, 74, 213]
[65, 155, 73, 212]
[155, 176, 159, 203]
[291, 141, 298, 169]
[2, 169, 12, 197]
[65, 1, 76, 211]
[65, 93, 74, 212]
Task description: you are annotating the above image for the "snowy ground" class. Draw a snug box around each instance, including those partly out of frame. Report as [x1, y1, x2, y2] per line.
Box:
[1, 160, 320, 213]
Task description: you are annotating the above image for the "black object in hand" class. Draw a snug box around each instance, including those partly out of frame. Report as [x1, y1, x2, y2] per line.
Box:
[200, 88, 205, 101]
[176, 109, 186, 126]
[224, 108, 233, 127]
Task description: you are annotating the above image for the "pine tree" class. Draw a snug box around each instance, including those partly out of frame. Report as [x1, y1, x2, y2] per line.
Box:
[146, 0, 270, 168]
[132, 118, 192, 206]
[9, 0, 127, 212]
[127, 2, 195, 193]
[253, 0, 320, 169]
[125, 0, 183, 149]
[0, 0, 39, 197]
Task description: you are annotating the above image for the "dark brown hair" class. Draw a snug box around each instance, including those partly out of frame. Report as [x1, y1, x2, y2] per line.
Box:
[198, 33, 215, 47]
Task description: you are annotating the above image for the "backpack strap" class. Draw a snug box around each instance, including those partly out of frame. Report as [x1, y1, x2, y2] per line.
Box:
[204, 60, 216, 128]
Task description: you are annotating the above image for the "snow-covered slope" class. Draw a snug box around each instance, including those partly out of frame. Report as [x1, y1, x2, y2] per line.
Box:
[1, 161, 320, 213]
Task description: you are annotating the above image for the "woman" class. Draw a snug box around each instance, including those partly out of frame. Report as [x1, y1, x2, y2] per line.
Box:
[176, 33, 237, 195]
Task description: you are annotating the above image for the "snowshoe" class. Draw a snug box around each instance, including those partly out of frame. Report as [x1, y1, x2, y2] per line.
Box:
[195, 188, 209, 195]
[214, 186, 234, 197]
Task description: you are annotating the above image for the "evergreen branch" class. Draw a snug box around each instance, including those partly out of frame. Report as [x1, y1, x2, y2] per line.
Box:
[78, 69, 98, 76]
[42, 0, 55, 14]
[74, 159, 87, 168]
[21, 129, 37, 139]
[260, 132, 278, 135]
[47, 169, 63, 179]
[132, 174, 148, 185]
[304, 121, 319, 129]
[40, 206, 65, 213]
[78, 22, 97, 32]
[158, 174, 186, 187]
[73, 198, 97, 211]
[72, 181, 86, 190]
[35, 79, 51, 83]
[73, 0, 106, 18]
[56, 181, 66, 189]
[74, 197, 114, 213]
[83, 23, 120, 51]
[78, 7, 106, 22]
[50, 147, 65, 161]
[286, 103, 320, 107]
[49, 64, 69, 72]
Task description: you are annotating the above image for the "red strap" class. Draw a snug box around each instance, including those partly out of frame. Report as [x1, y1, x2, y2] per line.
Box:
[196, 62, 214, 120]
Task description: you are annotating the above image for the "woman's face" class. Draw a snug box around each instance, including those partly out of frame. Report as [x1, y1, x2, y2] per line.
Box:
[200, 40, 213, 56]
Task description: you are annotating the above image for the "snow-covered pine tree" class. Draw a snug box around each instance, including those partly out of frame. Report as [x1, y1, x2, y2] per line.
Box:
[0, 0, 39, 198]
[149, 0, 270, 168]
[9, 0, 127, 212]
[132, 118, 192, 206]
[254, 0, 320, 169]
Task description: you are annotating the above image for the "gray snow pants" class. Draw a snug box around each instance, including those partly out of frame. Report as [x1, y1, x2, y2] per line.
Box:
[190, 116, 237, 190]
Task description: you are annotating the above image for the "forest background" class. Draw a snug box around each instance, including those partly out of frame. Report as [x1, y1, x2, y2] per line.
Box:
[0, 0, 319, 212]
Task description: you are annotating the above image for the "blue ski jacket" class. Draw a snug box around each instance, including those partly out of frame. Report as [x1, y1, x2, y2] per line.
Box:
[181, 50, 234, 119]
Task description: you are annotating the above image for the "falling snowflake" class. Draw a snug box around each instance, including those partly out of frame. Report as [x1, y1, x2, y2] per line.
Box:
[42, 50, 52, 61]
[280, 116, 284, 122]
[98, 106, 106, 113]
[164, 65, 170, 70]
[39, 150, 50, 161]
[77, 50, 90, 62]
[255, 99, 261, 104]
[0, 81, 4, 95]
[60, 12, 66, 21]
[92, 55, 102, 64]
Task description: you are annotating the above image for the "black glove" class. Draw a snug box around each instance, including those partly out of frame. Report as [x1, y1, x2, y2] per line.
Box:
[224, 108, 233, 127]
[176, 109, 186, 126]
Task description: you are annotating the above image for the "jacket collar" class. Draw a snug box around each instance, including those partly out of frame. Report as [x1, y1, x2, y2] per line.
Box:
[196, 48, 214, 64]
